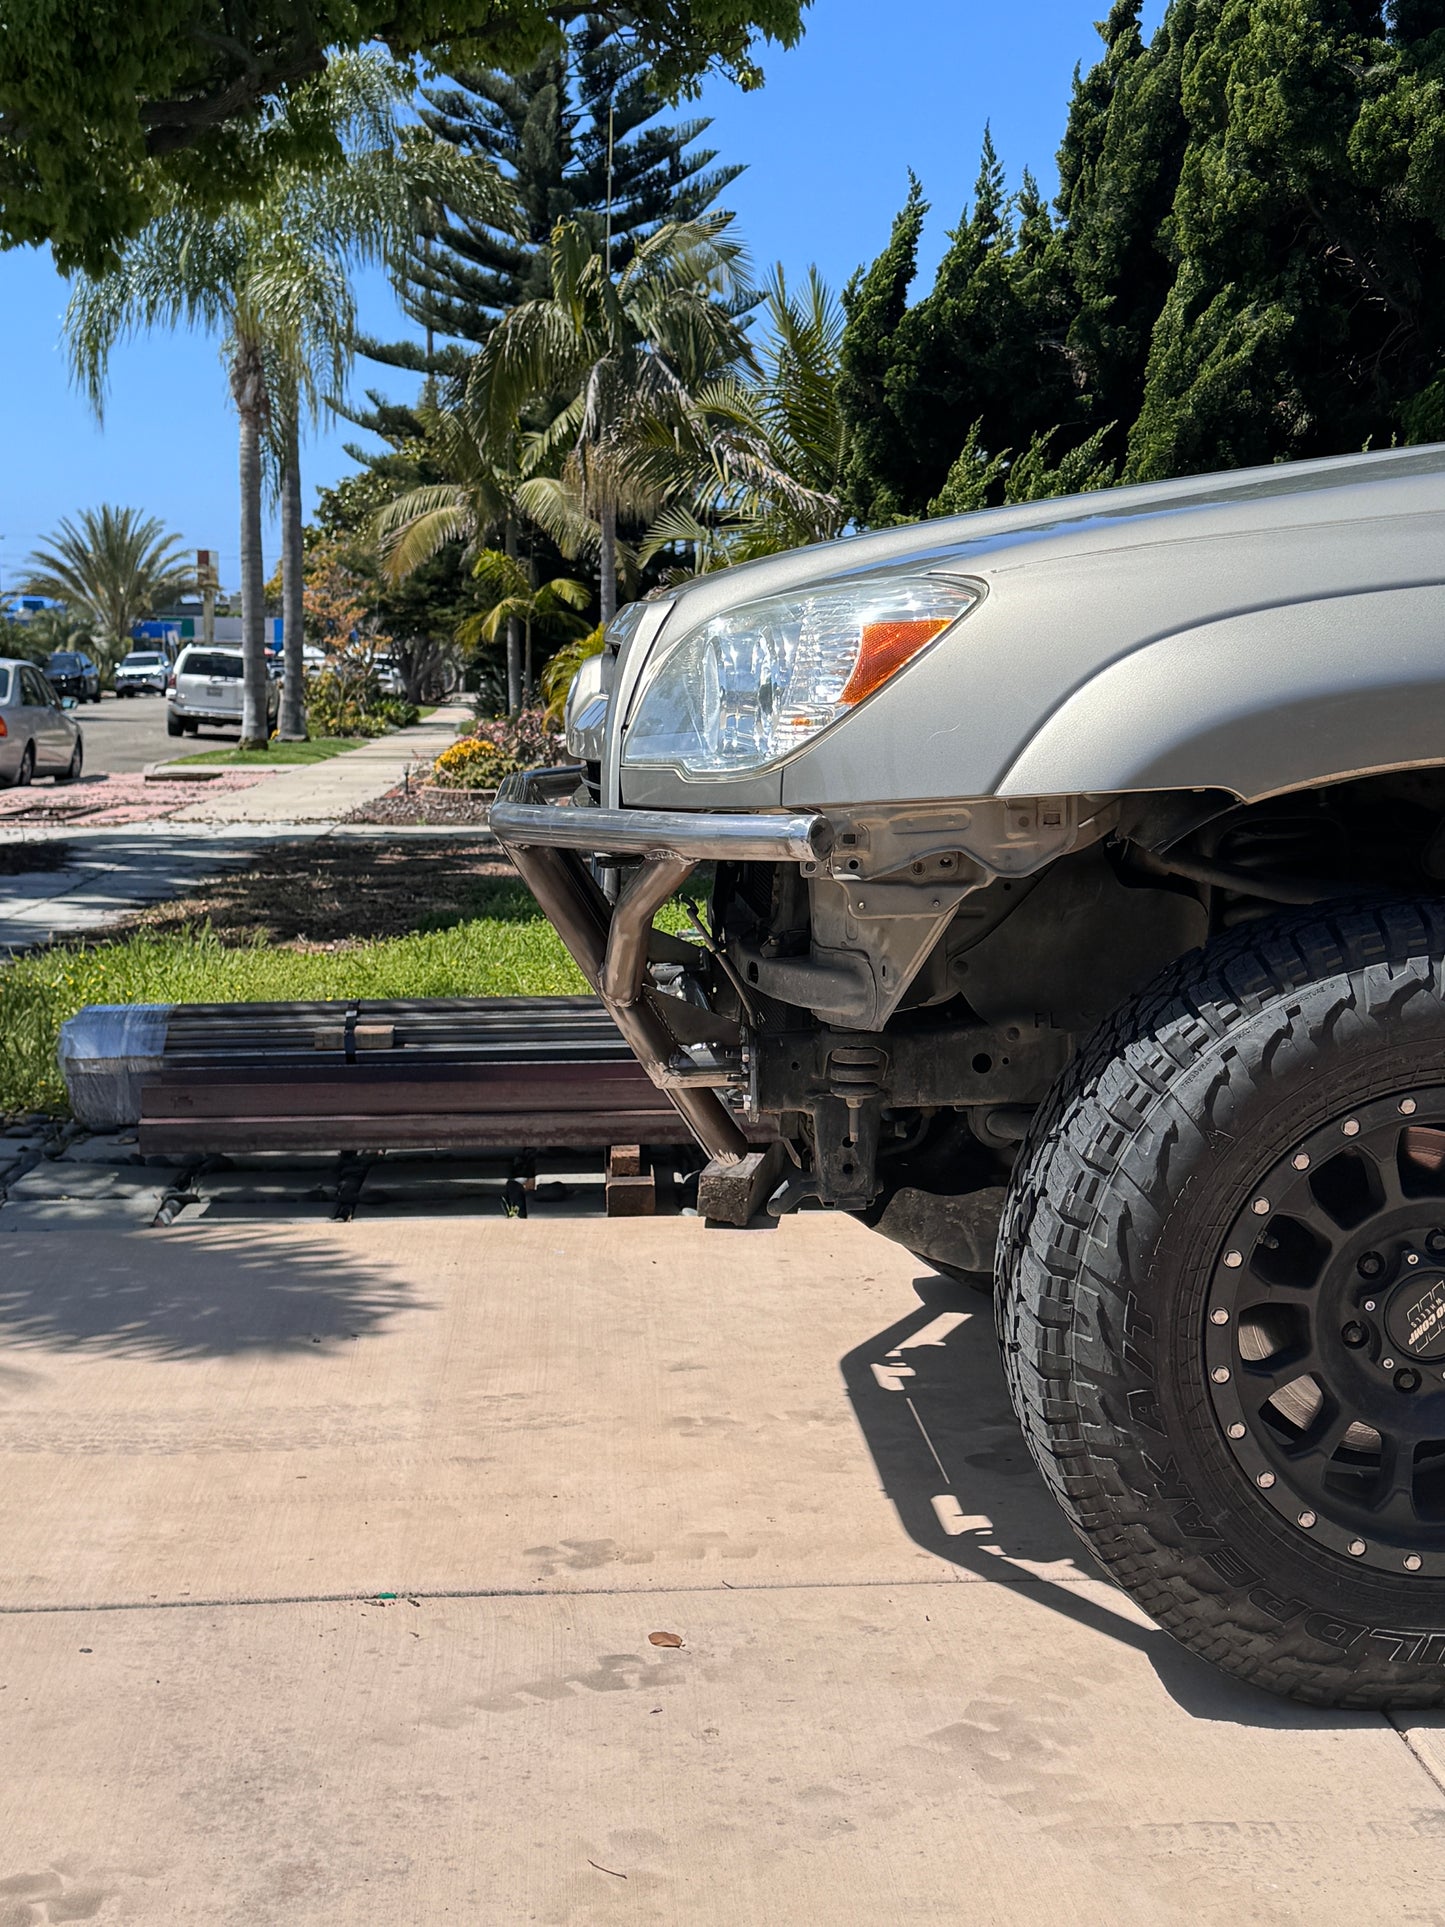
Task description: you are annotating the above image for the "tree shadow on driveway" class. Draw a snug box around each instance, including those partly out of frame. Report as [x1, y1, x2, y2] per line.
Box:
[840, 1272, 1389, 1729]
[0, 1224, 426, 1361]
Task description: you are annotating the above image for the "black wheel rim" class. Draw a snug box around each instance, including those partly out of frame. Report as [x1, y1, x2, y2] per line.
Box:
[1207, 1090, 1445, 1575]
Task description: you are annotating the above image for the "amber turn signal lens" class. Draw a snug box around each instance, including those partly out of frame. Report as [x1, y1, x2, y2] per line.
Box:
[838, 617, 953, 706]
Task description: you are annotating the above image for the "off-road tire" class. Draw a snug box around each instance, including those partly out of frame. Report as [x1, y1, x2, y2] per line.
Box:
[999, 900, 1445, 1707]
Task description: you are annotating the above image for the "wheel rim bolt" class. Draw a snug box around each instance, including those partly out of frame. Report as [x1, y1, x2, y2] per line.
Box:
[1364, 1299, 1378, 1313]
[1252, 1197, 1270, 1216]
[1256, 1472, 1275, 1488]
[1211, 1366, 1231, 1383]
[1359, 1254, 1384, 1280]
[1227, 1422, 1246, 1439]
[1223, 1250, 1243, 1270]
[1342, 1321, 1369, 1348]
[1406, 1555, 1424, 1571]
[1401, 1098, 1419, 1116]
[1349, 1539, 1368, 1556]
[1408, 1253, 1422, 1267]
[1344, 1118, 1361, 1136]
[1298, 1510, 1316, 1528]
[1211, 1308, 1229, 1325]
[1382, 1357, 1396, 1371]
[1395, 1368, 1421, 1393]
[1292, 1151, 1311, 1170]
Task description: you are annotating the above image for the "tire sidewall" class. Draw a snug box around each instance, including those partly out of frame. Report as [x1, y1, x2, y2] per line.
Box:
[1067, 944, 1445, 1666]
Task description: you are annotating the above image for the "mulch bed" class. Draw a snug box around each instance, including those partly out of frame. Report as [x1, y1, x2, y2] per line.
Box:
[120, 836, 517, 946]
[343, 782, 494, 828]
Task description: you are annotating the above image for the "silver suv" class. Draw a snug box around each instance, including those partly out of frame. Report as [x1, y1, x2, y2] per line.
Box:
[166, 646, 277, 737]
[495, 444, 1445, 1709]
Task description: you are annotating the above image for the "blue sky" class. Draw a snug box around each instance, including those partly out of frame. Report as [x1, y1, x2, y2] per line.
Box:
[0, 0, 1165, 598]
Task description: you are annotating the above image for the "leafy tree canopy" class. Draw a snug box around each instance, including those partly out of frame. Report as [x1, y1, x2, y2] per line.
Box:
[0, 0, 807, 273]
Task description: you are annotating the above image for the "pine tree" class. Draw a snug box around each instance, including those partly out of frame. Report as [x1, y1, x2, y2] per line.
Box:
[839, 134, 1080, 522]
[1057, 0, 1191, 451]
[361, 19, 743, 378]
[837, 175, 928, 526]
[1126, 0, 1445, 477]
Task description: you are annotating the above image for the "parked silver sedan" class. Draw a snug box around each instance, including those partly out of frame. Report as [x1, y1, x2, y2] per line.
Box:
[0, 658, 84, 786]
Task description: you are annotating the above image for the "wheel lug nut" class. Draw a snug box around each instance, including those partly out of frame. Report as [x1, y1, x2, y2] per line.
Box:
[1395, 1368, 1421, 1393]
[1359, 1253, 1384, 1279]
[1428, 1229, 1445, 1258]
[1342, 1321, 1369, 1348]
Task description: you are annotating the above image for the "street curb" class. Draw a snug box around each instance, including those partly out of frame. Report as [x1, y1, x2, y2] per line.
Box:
[142, 763, 230, 783]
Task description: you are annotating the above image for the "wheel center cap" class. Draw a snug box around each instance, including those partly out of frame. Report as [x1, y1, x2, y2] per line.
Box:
[1386, 1271, 1445, 1361]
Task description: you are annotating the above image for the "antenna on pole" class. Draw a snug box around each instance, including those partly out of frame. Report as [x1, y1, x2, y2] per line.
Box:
[604, 95, 616, 276]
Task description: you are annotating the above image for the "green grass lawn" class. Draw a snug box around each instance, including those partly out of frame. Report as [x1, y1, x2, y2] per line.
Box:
[170, 737, 359, 768]
[1, 906, 590, 1115]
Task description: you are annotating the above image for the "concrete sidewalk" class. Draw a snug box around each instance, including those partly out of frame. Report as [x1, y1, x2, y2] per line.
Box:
[168, 703, 470, 824]
[1, 1211, 1443, 1922]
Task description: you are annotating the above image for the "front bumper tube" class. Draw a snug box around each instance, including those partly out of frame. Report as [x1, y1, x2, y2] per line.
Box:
[492, 766, 833, 1161]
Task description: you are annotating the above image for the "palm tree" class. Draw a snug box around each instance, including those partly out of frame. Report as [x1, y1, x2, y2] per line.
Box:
[372, 402, 533, 710]
[636, 266, 851, 570]
[473, 215, 754, 622]
[20, 506, 192, 669]
[66, 55, 513, 746]
[458, 549, 591, 698]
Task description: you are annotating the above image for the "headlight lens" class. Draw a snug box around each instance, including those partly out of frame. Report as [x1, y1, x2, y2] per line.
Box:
[623, 574, 979, 777]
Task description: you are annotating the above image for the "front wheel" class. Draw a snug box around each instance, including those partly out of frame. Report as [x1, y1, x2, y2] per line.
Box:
[999, 901, 1445, 1707]
[55, 740, 83, 784]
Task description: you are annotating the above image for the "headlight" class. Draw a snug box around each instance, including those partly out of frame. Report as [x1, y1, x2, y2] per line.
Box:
[622, 573, 979, 777]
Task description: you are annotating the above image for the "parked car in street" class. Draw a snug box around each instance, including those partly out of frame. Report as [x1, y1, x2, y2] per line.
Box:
[114, 649, 170, 696]
[44, 650, 101, 704]
[0, 658, 83, 785]
[166, 645, 278, 736]
[495, 441, 1445, 1710]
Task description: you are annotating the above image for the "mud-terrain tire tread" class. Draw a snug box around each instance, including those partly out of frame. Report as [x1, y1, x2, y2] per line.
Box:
[998, 898, 1445, 1707]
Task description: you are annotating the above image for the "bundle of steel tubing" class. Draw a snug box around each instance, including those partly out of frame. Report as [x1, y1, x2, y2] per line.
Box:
[137, 996, 694, 1157]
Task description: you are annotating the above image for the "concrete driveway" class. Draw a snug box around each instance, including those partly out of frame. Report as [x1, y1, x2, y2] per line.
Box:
[2, 1211, 1444, 1923]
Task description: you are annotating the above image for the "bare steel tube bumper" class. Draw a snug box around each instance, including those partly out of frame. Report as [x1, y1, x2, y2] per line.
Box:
[490, 765, 833, 863]
[492, 767, 832, 1161]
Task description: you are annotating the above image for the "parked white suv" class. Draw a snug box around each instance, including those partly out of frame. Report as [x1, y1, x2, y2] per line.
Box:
[166, 646, 277, 737]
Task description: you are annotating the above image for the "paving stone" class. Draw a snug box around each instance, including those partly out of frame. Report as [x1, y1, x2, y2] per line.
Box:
[60, 1133, 146, 1165]
[0, 1192, 166, 1231]
[6, 1166, 175, 1201]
